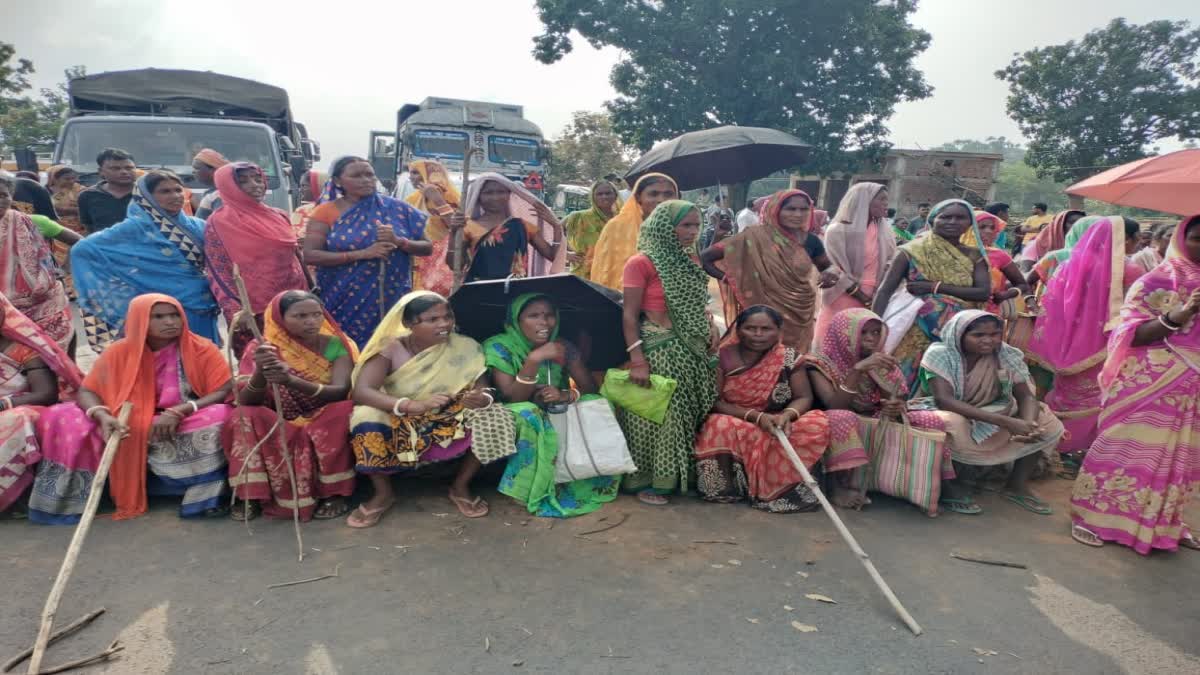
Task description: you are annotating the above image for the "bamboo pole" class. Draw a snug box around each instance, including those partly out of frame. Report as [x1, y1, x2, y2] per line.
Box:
[27, 404, 132, 674]
[771, 428, 923, 636]
[450, 141, 474, 292]
[232, 265, 305, 563]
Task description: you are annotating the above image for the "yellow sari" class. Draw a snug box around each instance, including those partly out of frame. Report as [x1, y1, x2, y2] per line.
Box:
[406, 161, 461, 295]
[587, 173, 677, 289]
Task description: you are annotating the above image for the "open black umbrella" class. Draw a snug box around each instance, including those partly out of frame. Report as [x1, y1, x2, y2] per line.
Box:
[625, 125, 810, 191]
[449, 274, 626, 371]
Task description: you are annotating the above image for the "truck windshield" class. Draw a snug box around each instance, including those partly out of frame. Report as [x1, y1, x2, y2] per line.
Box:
[489, 135, 540, 166]
[413, 130, 468, 160]
[57, 120, 281, 189]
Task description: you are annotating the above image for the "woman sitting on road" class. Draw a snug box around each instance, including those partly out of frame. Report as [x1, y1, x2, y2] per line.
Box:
[29, 294, 234, 523]
[224, 291, 358, 522]
[346, 292, 497, 526]
[619, 200, 717, 505]
[447, 173, 564, 283]
[908, 310, 1064, 516]
[695, 305, 867, 513]
[588, 173, 679, 289]
[484, 293, 619, 518]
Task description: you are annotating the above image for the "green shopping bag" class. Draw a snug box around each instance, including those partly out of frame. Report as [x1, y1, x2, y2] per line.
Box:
[600, 368, 678, 424]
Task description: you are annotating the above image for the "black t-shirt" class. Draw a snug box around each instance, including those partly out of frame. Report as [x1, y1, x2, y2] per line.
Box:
[802, 232, 825, 260]
[77, 185, 132, 233]
[11, 178, 58, 219]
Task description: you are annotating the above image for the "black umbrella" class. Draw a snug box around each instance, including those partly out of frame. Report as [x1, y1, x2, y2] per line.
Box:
[449, 274, 626, 371]
[625, 125, 810, 192]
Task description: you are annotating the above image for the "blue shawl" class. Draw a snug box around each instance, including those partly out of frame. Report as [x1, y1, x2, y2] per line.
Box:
[71, 175, 220, 351]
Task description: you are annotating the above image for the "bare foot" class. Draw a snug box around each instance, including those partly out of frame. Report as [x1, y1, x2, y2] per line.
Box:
[637, 490, 669, 506]
[832, 488, 871, 510]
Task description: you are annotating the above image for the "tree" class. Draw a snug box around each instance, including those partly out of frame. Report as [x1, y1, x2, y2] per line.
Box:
[548, 111, 635, 185]
[532, 0, 932, 175]
[0, 42, 34, 100]
[0, 62, 85, 155]
[997, 18, 1200, 183]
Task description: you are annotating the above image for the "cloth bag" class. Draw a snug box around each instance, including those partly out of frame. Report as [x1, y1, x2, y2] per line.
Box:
[600, 368, 678, 424]
[881, 285, 923, 354]
[548, 398, 637, 483]
[848, 413, 949, 515]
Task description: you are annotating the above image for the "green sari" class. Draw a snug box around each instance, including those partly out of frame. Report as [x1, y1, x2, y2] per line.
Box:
[484, 293, 619, 518]
[563, 180, 620, 279]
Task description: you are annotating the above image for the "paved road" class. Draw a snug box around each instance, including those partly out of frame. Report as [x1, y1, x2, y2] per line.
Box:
[4, 476, 1197, 674]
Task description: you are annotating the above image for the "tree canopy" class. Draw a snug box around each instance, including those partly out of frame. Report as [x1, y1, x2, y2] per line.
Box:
[996, 18, 1200, 184]
[533, 0, 932, 174]
[0, 42, 84, 155]
[548, 111, 635, 185]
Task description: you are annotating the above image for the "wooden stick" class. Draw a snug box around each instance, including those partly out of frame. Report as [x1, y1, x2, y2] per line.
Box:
[27, 404, 131, 674]
[950, 553, 1028, 570]
[36, 640, 123, 675]
[450, 142, 473, 292]
[232, 265, 304, 563]
[576, 513, 629, 537]
[267, 562, 342, 590]
[771, 428, 923, 636]
[3, 608, 105, 672]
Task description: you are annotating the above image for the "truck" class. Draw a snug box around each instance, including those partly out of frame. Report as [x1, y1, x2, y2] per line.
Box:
[52, 68, 320, 212]
[368, 97, 547, 197]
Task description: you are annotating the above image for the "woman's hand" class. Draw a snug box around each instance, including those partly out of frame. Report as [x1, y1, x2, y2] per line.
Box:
[906, 280, 934, 296]
[149, 412, 181, 443]
[461, 388, 493, 410]
[448, 212, 466, 231]
[361, 240, 398, 260]
[528, 341, 567, 365]
[756, 412, 785, 432]
[854, 352, 898, 373]
[1167, 289, 1200, 325]
[534, 387, 566, 405]
[818, 270, 840, 289]
[1003, 417, 1040, 438]
[408, 394, 453, 415]
[879, 397, 905, 419]
[97, 411, 130, 442]
[992, 288, 1020, 304]
[629, 362, 651, 388]
[566, 250, 584, 267]
[252, 342, 280, 370]
[375, 220, 397, 245]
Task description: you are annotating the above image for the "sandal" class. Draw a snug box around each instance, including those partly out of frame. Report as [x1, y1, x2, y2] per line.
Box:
[230, 500, 261, 522]
[1005, 493, 1053, 515]
[636, 490, 669, 506]
[938, 497, 983, 515]
[1071, 524, 1104, 548]
[448, 493, 489, 518]
[1180, 533, 1200, 551]
[346, 502, 393, 529]
[313, 497, 351, 520]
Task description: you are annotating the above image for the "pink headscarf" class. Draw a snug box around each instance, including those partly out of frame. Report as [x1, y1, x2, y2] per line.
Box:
[1028, 216, 1128, 375]
[822, 183, 896, 303]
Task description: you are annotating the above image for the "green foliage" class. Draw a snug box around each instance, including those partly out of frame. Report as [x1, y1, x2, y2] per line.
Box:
[0, 42, 34, 99]
[533, 0, 932, 175]
[548, 111, 635, 185]
[0, 56, 84, 154]
[996, 18, 1200, 183]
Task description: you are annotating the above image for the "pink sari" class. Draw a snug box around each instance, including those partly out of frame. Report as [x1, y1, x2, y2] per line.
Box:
[1028, 217, 1139, 453]
[1071, 216, 1200, 553]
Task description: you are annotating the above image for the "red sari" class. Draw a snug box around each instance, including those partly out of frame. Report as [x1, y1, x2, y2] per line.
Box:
[695, 342, 866, 512]
[222, 292, 358, 520]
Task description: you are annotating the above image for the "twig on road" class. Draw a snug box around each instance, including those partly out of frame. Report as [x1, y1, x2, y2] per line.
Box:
[36, 640, 123, 675]
[576, 513, 629, 538]
[691, 539, 738, 546]
[267, 563, 342, 590]
[3, 608, 106, 672]
[950, 553, 1028, 570]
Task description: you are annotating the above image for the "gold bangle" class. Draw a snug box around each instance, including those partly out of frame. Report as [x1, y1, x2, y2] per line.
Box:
[742, 409, 756, 421]
[85, 405, 110, 420]
[838, 384, 858, 395]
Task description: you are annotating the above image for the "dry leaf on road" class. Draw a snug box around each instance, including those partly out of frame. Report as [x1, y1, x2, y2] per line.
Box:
[804, 593, 837, 604]
[791, 621, 819, 633]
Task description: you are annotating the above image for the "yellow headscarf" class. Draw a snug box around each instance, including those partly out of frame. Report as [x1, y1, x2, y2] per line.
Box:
[587, 172, 678, 289]
[405, 160, 461, 241]
[350, 291, 484, 401]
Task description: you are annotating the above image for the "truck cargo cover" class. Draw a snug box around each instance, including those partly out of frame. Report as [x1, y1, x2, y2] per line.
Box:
[69, 69, 290, 120]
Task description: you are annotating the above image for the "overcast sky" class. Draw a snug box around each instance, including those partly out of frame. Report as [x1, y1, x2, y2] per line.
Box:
[7, 0, 1199, 166]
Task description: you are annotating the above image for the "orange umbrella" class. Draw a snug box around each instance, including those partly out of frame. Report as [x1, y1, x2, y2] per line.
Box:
[1066, 149, 1200, 216]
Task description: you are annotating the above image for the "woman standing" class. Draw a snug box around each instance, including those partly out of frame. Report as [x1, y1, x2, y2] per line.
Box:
[205, 162, 309, 357]
[406, 160, 460, 296]
[225, 291, 358, 522]
[872, 199, 991, 390]
[1070, 216, 1200, 553]
[700, 189, 839, 352]
[620, 200, 717, 504]
[303, 156, 432, 347]
[347, 292, 495, 526]
[1027, 217, 1144, 460]
[695, 305, 867, 512]
[446, 173, 563, 284]
[1129, 222, 1174, 275]
[484, 294, 620, 517]
[564, 179, 620, 279]
[910, 311, 1064, 515]
[0, 293, 83, 515]
[46, 166, 83, 229]
[961, 211, 1034, 315]
[1024, 216, 1103, 288]
[588, 173, 679, 289]
[30, 294, 234, 523]
[1020, 209, 1085, 268]
[0, 175, 73, 350]
[71, 171, 220, 351]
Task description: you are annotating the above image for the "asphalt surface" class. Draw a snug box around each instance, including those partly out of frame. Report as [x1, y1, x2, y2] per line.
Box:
[4, 476, 1198, 674]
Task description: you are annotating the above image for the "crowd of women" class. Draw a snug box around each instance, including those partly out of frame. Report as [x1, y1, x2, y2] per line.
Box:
[0, 158, 1196, 557]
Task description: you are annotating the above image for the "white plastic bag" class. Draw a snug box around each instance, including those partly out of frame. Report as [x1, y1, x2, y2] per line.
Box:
[549, 398, 636, 483]
[881, 285, 923, 354]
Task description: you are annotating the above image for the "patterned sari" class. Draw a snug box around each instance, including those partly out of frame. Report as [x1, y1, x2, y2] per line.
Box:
[617, 201, 718, 494]
[484, 293, 619, 518]
[696, 341, 867, 512]
[313, 183, 428, 347]
[892, 200, 986, 390]
[223, 291, 359, 520]
[48, 168, 84, 297]
[30, 295, 233, 523]
[563, 180, 620, 279]
[0, 209, 73, 349]
[1071, 217, 1200, 554]
[0, 293, 84, 512]
[406, 160, 460, 296]
[460, 173, 562, 282]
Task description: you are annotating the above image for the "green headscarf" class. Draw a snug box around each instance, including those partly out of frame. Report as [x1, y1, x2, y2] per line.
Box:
[1041, 215, 1104, 278]
[636, 199, 710, 354]
[482, 293, 566, 388]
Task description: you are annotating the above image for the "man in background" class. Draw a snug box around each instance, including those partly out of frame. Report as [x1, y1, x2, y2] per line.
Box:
[736, 198, 760, 229]
[77, 148, 136, 233]
[191, 148, 229, 219]
[1017, 202, 1053, 248]
[909, 202, 931, 235]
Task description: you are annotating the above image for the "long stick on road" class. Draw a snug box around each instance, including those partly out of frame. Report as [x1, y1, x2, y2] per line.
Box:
[771, 428, 923, 636]
[27, 403, 132, 674]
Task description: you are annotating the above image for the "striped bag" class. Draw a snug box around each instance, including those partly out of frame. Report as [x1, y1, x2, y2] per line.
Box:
[848, 413, 948, 516]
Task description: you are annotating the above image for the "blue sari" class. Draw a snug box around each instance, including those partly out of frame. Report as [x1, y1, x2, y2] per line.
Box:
[314, 183, 427, 346]
[71, 176, 220, 351]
